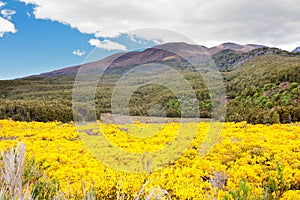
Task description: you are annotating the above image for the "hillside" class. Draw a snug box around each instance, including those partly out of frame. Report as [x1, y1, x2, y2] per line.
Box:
[0, 43, 299, 123]
[226, 54, 300, 123]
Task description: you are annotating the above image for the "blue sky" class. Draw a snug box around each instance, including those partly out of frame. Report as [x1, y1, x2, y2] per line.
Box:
[0, 2, 90, 79]
[0, 0, 156, 79]
[1, 0, 299, 79]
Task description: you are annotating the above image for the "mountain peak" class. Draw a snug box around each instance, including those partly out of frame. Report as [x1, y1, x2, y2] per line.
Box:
[220, 42, 243, 48]
[208, 42, 265, 55]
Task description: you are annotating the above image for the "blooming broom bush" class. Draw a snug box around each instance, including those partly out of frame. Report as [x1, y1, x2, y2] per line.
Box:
[0, 120, 299, 199]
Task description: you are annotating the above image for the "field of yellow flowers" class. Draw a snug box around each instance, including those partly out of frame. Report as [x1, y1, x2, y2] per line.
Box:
[0, 119, 299, 199]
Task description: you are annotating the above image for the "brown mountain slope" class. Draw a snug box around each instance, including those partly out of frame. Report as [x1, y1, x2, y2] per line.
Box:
[36, 42, 266, 77]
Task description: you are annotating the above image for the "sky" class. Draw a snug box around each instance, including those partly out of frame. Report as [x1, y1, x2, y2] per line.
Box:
[1, 0, 300, 80]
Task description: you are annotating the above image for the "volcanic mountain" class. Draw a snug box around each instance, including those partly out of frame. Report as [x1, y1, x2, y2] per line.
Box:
[37, 42, 266, 77]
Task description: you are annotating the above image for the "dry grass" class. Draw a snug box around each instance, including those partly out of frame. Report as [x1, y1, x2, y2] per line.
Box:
[1, 143, 27, 199]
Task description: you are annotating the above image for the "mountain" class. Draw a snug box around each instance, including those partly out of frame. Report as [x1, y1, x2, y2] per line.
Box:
[0, 42, 298, 124]
[207, 42, 266, 55]
[212, 47, 282, 71]
[36, 42, 266, 77]
[292, 47, 300, 53]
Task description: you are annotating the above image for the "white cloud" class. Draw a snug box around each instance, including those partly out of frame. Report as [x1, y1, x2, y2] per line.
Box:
[129, 35, 137, 43]
[0, 16, 17, 37]
[0, 1, 5, 8]
[18, 0, 300, 51]
[88, 38, 127, 51]
[1, 9, 16, 20]
[72, 49, 86, 57]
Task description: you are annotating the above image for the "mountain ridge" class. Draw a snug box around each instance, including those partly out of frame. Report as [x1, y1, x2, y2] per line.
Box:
[35, 42, 267, 77]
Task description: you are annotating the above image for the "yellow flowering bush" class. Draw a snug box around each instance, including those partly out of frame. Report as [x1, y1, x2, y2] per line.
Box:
[0, 119, 299, 199]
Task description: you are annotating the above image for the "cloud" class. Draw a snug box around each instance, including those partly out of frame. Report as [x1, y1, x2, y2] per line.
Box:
[0, 17, 17, 37]
[0, 1, 5, 8]
[18, 0, 300, 50]
[72, 49, 86, 57]
[0, 2, 17, 37]
[88, 38, 127, 51]
[1, 9, 16, 20]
